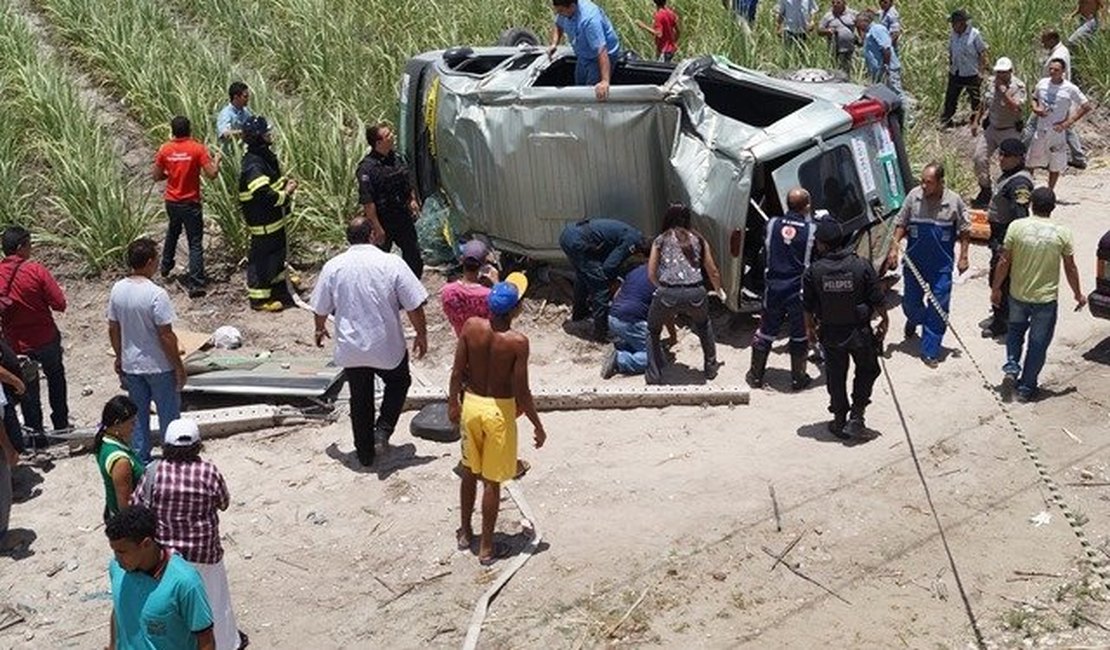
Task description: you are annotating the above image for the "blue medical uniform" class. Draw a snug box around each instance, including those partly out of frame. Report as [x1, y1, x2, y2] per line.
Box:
[754, 211, 815, 354]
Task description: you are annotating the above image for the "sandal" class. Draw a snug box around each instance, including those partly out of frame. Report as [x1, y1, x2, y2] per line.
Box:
[456, 528, 473, 551]
[478, 540, 513, 567]
[513, 460, 531, 480]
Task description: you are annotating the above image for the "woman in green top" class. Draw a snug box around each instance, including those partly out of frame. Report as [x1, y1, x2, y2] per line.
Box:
[94, 396, 142, 522]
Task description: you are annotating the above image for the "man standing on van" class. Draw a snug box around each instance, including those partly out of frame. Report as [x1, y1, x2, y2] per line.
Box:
[549, 0, 622, 101]
[886, 163, 971, 367]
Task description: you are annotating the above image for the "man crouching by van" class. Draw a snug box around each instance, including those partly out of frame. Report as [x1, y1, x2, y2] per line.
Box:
[448, 272, 546, 566]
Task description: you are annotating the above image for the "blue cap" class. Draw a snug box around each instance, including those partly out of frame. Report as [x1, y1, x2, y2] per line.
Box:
[488, 272, 528, 315]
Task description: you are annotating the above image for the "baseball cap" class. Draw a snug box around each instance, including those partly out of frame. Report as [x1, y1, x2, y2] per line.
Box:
[488, 272, 528, 315]
[460, 239, 489, 264]
[163, 418, 201, 447]
[993, 57, 1014, 72]
[998, 138, 1026, 157]
[815, 219, 844, 244]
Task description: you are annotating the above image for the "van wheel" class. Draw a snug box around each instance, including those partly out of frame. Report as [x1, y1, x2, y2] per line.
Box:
[496, 27, 541, 47]
[779, 68, 849, 83]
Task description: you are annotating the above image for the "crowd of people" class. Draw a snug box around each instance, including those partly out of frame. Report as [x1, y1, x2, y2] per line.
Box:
[0, 1, 1104, 647]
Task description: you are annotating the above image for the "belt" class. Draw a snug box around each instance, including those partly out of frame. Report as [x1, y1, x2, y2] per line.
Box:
[248, 218, 286, 236]
[660, 282, 703, 289]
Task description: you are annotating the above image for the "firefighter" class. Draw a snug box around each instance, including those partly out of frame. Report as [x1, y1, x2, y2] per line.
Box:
[983, 138, 1034, 338]
[239, 116, 297, 312]
[747, 188, 816, 391]
[803, 220, 888, 438]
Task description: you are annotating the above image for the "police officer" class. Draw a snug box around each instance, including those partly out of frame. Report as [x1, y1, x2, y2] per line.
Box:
[803, 221, 888, 438]
[970, 57, 1026, 208]
[239, 116, 297, 312]
[982, 138, 1034, 337]
[356, 123, 423, 277]
[885, 163, 971, 367]
[747, 188, 816, 391]
[559, 218, 646, 341]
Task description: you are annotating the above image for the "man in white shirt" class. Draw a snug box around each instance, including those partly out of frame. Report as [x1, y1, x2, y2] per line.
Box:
[941, 9, 988, 128]
[311, 218, 429, 467]
[1028, 58, 1093, 191]
[1028, 30, 1087, 169]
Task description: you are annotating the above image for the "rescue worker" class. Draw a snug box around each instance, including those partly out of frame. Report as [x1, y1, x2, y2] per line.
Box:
[983, 138, 1034, 338]
[356, 123, 423, 278]
[559, 218, 646, 341]
[239, 116, 297, 312]
[886, 163, 971, 367]
[803, 221, 888, 439]
[747, 188, 816, 391]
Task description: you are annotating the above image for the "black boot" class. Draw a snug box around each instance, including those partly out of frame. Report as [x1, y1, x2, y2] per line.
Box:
[971, 184, 992, 209]
[829, 412, 849, 439]
[790, 350, 811, 391]
[746, 347, 769, 388]
[846, 404, 867, 437]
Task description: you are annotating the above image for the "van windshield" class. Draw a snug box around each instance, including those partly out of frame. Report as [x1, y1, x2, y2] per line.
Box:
[797, 145, 867, 226]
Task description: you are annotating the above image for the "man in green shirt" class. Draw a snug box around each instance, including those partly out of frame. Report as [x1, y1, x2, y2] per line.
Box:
[106, 506, 215, 650]
[991, 187, 1086, 401]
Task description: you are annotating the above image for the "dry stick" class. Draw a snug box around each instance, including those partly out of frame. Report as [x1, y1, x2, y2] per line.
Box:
[1013, 570, 1063, 578]
[62, 621, 108, 639]
[372, 574, 397, 595]
[1067, 482, 1110, 487]
[767, 531, 805, 572]
[276, 556, 309, 572]
[1076, 612, 1110, 633]
[769, 484, 782, 532]
[760, 546, 851, 605]
[380, 571, 451, 608]
[605, 585, 651, 639]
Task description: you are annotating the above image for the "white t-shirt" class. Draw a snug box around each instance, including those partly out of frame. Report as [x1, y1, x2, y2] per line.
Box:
[310, 245, 429, 370]
[106, 277, 177, 375]
[1034, 77, 1088, 131]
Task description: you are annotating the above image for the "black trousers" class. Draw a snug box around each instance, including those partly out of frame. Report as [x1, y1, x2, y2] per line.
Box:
[345, 356, 412, 460]
[822, 328, 881, 416]
[21, 334, 68, 432]
[380, 218, 423, 278]
[246, 229, 290, 305]
[941, 74, 982, 123]
[646, 286, 716, 384]
[161, 201, 206, 289]
[988, 223, 1011, 327]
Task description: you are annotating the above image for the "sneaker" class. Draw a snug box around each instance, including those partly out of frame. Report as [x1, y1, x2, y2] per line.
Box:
[829, 413, 849, 439]
[373, 429, 390, 460]
[846, 414, 866, 437]
[250, 300, 284, 313]
[745, 370, 764, 389]
[791, 374, 812, 391]
[1068, 159, 1088, 170]
[705, 360, 721, 381]
[1015, 387, 1036, 403]
[904, 322, 917, 339]
[186, 286, 207, 299]
[600, 349, 618, 379]
[981, 321, 1007, 338]
[1000, 370, 1018, 401]
[923, 357, 939, 369]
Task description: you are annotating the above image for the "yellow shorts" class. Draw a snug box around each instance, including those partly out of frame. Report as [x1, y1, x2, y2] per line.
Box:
[460, 392, 518, 483]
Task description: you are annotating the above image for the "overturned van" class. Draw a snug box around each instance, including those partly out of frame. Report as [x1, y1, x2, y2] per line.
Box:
[399, 46, 914, 310]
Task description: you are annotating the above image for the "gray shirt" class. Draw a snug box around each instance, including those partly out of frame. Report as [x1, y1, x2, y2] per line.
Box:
[776, 0, 818, 34]
[654, 229, 704, 286]
[107, 277, 176, 375]
[820, 8, 858, 53]
[948, 26, 987, 77]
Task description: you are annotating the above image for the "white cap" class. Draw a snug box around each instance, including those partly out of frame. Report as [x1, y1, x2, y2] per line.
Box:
[994, 57, 1014, 72]
[164, 418, 201, 447]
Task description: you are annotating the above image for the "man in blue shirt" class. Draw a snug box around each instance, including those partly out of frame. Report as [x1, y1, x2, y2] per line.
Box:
[856, 10, 903, 100]
[106, 506, 215, 650]
[215, 82, 252, 144]
[601, 263, 674, 378]
[549, 0, 621, 101]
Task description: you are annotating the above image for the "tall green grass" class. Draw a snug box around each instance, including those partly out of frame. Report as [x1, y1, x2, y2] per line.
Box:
[0, 2, 153, 271]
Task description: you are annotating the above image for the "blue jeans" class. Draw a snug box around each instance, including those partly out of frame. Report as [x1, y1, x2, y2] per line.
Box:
[608, 315, 648, 375]
[1004, 298, 1058, 397]
[122, 371, 180, 462]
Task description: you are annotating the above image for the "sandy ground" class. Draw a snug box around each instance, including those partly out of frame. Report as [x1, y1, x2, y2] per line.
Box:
[2, 163, 1110, 648]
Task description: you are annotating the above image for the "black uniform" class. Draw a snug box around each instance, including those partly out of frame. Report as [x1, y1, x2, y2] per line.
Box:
[239, 145, 293, 307]
[985, 166, 1033, 333]
[356, 150, 423, 277]
[803, 247, 884, 419]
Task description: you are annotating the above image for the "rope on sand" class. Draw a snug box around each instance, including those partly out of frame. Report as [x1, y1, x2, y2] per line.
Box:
[462, 481, 542, 650]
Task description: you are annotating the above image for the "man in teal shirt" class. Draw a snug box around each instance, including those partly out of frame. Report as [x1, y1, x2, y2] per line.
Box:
[106, 506, 215, 650]
[549, 0, 621, 101]
[991, 187, 1086, 402]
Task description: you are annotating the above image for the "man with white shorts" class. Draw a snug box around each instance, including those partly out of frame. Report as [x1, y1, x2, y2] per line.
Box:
[1028, 58, 1092, 191]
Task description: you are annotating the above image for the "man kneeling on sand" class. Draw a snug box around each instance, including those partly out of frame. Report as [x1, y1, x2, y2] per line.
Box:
[448, 272, 546, 566]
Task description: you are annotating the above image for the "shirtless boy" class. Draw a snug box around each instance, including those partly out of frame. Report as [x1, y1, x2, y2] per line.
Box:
[448, 272, 546, 565]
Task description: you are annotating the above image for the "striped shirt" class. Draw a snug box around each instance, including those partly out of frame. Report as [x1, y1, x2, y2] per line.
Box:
[134, 458, 229, 565]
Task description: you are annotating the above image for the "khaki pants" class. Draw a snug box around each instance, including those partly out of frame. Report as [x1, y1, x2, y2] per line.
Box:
[973, 124, 1021, 187]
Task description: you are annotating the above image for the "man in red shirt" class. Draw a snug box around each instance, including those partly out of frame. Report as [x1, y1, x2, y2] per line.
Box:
[636, 0, 679, 62]
[153, 116, 221, 298]
[0, 227, 68, 435]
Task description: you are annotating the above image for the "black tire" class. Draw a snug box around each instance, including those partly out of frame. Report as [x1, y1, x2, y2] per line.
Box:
[496, 27, 541, 47]
[410, 402, 460, 443]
